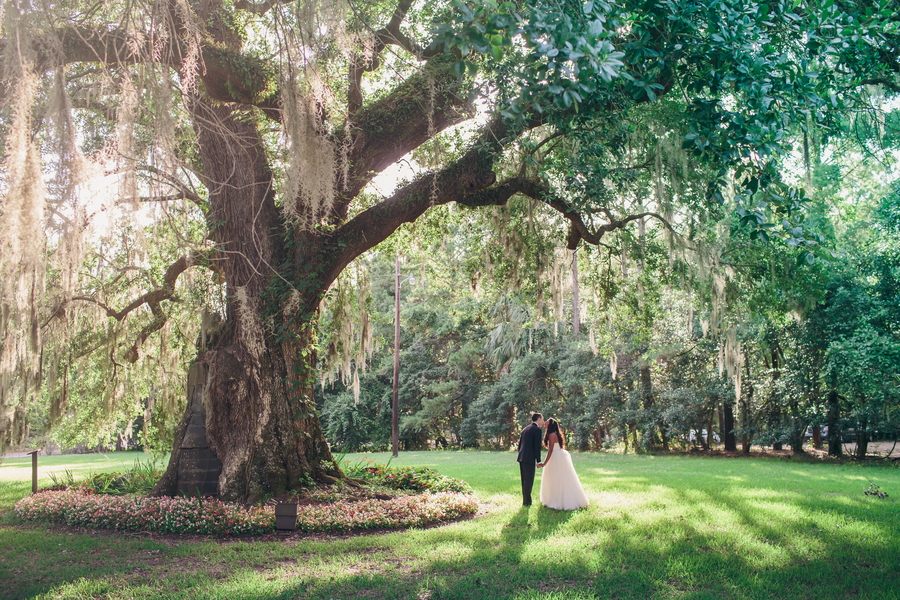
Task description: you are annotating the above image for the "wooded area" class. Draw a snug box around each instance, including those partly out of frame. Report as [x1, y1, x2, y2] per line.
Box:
[0, 0, 898, 500]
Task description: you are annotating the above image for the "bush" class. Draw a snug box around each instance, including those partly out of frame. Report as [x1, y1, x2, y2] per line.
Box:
[49, 459, 163, 496]
[294, 492, 477, 532]
[343, 460, 473, 494]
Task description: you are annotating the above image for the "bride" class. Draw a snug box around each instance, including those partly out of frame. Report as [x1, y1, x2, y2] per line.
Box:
[538, 418, 590, 510]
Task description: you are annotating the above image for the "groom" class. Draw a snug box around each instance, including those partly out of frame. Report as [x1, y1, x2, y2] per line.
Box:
[517, 413, 544, 506]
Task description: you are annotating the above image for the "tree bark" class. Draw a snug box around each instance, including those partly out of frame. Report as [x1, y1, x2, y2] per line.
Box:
[827, 389, 842, 457]
[152, 99, 340, 501]
[741, 360, 753, 454]
[572, 249, 580, 336]
[770, 349, 783, 451]
[855, 415, 869, 460]
[812, 425, 822, 450]
[722, 400, 737, 451]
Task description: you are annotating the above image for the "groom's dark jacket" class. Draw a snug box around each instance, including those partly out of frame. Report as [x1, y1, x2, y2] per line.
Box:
[517, 423, 543, 464]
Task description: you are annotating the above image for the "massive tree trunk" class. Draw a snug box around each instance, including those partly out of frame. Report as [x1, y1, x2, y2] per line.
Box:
[152, 100, 339, 501]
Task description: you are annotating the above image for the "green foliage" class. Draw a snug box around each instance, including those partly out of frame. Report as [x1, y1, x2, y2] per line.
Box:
[8, 0, 900, 482]
[341, 458, 474, 494]
[431, 0, 625, 119]
[75, 460, 163, 496]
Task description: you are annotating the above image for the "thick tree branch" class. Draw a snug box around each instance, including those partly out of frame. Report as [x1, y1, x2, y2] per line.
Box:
[336, 55, 475, 218]
[856, 77, 900, 94]
[234, 0, 276, 14]
[121, 302, 168, 363]
[54, 250, 215, 362]
[67, 251, 208, 322]
[348, 0, 420, 114]
[323, 161, 507, 288]
[0, 26, 281, 115]
[321, 110, 548, 287]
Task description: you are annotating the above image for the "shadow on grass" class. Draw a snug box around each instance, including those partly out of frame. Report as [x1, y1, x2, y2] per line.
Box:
[3, 452, 899, 600]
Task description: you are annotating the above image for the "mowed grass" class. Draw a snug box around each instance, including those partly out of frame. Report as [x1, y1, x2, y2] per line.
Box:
[0, 451, 162, 515]
[1, 450, 898, 600]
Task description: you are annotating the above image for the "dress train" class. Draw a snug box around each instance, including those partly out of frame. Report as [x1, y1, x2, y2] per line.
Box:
[539, 448, 589, 510]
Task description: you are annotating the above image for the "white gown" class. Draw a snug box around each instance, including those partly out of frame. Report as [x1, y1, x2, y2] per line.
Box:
[539, 444, 590, 510]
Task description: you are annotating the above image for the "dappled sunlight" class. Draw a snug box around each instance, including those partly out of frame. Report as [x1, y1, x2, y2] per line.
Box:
[4, 452, 898, 599]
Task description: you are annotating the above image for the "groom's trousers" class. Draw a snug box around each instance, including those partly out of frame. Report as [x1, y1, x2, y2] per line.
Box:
[519, 461, 536, 505]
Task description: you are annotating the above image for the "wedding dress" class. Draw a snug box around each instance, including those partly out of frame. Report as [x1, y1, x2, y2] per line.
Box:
[539, 445, 589, 510]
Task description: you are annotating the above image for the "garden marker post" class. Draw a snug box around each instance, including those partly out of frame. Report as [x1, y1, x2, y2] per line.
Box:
[27, 450, 38, 494]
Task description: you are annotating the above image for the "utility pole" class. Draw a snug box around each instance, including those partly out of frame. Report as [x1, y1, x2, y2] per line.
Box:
[392, 257, 415, 458]
[392, 256, 401, 458]
[572, 248, 580, 336]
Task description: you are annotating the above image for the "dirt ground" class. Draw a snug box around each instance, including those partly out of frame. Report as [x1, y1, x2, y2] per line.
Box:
[799, 440, 898, 457]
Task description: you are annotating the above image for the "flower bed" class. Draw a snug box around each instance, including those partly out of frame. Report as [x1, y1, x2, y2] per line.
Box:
[344, 460, 473, 494]
[15, 489, 477, 536]
[295, 492, 477, 532]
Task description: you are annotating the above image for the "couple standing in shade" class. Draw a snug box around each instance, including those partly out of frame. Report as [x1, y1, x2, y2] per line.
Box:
[517, 413, 590, 510]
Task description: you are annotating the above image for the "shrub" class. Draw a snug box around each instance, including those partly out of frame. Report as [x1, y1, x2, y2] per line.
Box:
[50, 459, 163, 496]
[294, 492, 478, 532]
[78, 468, 164, 496]
[343, 460, 473, 494]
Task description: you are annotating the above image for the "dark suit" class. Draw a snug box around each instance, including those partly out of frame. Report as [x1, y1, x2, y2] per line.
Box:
[517, 422, 543, 505]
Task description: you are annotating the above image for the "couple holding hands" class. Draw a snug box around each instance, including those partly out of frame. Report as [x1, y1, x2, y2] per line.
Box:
[516, 413, 590, 510]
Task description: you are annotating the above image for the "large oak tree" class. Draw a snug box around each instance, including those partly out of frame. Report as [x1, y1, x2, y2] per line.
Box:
[1, 0, 897, 499]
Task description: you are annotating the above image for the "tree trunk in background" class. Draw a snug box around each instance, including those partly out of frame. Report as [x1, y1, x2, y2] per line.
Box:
[789, 399, 805, 455]
[592, 426, 604, 450]
[827, 389, 842, 457]
[741, 361, 753, 454]
[855, 415, 869, 459]
[766, 349, 783, 450]
[640, 363, 665, 450]
[572, 249, 580, 335]
[722, 401, 737, 451]
[812, 425, 822, 450]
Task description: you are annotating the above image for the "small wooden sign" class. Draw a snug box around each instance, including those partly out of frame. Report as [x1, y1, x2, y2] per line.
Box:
[274, 503, 298, 530]
[27, 450, 39, 494]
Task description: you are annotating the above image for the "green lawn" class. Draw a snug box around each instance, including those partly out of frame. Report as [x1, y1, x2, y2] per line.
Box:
[1, 450, 898, 599]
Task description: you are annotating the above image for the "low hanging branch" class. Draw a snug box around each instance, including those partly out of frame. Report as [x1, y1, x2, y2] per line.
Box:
[50, 250, 214, 363]
[136, 165, 206, 208]
[70, 251, 209, 321]
[504, 177, 678, 250]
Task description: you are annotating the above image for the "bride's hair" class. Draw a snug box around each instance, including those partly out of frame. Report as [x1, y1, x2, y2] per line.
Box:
[543, 418, 565, 449]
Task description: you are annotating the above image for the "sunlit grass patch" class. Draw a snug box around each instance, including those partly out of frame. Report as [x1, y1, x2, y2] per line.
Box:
[2, 450, 899, 599]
